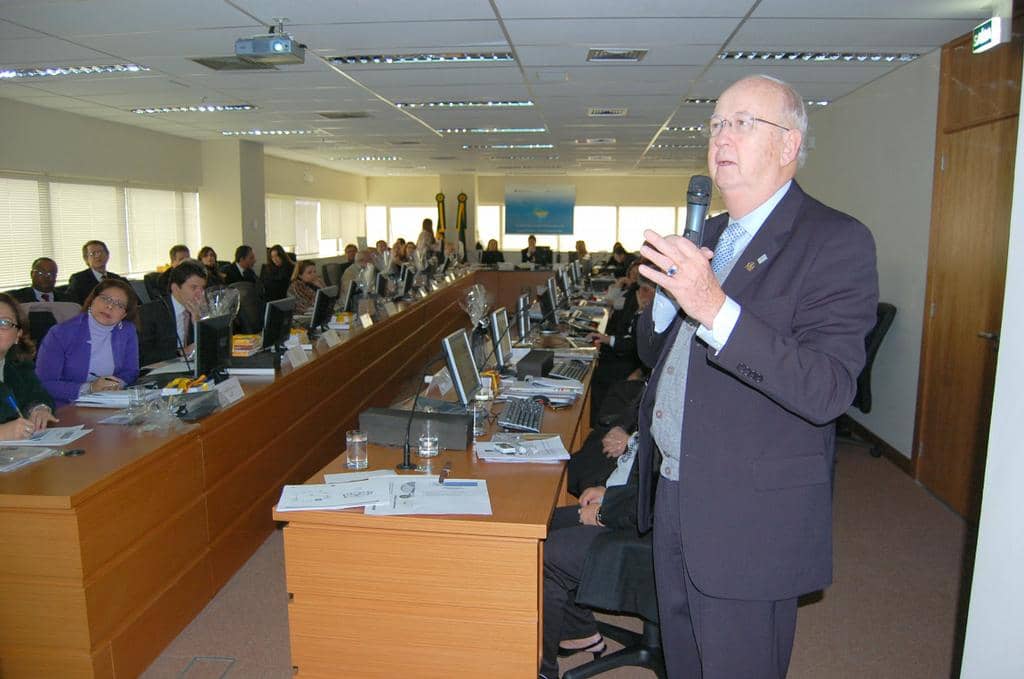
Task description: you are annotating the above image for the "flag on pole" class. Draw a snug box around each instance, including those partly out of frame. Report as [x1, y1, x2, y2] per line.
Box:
[435, 192, 446, 240]
[456, 192, 468, 258]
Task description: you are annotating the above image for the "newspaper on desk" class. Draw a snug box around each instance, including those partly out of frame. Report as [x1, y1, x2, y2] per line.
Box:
[364, 475, 492, 516]
[0, 425, 91, 448]
[475, 433, 570, 463]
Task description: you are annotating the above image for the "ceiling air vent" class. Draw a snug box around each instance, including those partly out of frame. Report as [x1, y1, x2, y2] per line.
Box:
[190, 56, 277, 71]
[317, 111, 371, 120]
[586, 49, 648, 63]
[588, 107, 628, 117]
[574, 138, 617, 145]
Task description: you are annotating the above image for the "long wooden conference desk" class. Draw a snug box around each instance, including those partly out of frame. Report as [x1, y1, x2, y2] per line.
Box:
[0, 269, 593, 678]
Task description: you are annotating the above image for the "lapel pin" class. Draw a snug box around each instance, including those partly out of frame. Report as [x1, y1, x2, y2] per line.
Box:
[745, 261, 756, 272]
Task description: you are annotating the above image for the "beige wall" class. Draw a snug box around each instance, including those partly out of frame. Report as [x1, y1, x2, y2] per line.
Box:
[264, 154, 367, 203]
[366, 176, 440, 205]
[800, 49, 941, 457]
[0, 98, 201, 188]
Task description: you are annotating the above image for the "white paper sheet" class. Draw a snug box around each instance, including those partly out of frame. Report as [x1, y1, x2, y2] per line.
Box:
[276, 478, 391, 512]
[0, 425, 91, 447]
[365, 477, 492, 515]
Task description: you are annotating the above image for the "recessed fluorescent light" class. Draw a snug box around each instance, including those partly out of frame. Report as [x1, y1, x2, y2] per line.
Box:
[396, 100, 533, 109]
[490, 155, 560, 161]
[665, 125, 704, 133]
[350, 155, 401, 161]
[718, 51, 920, 63]
[330, 52, 513, 65]
[684, 98, 717, 105]
[132, 104, 255, 114]
[0, 63, 149, 79]
[588, 107, 628, 117]
[462, 144, 554, 150]
[441, 127, 546, 134]
[220, 129, 309, 136]
[586, 48, 648, 62]
[806, 100, 830, 107]
[574, 138, 617, 145]
[652, 144, 705, 150]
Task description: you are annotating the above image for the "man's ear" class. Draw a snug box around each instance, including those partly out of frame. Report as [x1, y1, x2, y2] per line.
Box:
[780, 130, 802, 167]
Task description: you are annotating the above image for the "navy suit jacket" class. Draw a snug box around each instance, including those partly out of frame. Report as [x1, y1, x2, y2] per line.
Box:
[66, 268, 128, 305]
[636, 181, 878, 601]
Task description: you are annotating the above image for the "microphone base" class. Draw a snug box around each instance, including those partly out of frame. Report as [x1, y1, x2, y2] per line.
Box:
[395, 461, 419, 471]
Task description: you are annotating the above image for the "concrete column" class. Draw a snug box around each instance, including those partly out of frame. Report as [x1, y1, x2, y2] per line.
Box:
[199, 139, 266, 264]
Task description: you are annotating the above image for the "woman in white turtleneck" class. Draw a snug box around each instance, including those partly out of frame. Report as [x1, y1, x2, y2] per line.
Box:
[36, 278, 140, 407]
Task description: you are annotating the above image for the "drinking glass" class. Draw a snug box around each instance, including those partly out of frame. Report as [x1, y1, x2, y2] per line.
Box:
[345, 430, 368, 469]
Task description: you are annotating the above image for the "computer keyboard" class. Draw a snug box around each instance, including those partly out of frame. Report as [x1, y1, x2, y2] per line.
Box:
[549, 359, 589, 382]
[497, 398, 545, 433]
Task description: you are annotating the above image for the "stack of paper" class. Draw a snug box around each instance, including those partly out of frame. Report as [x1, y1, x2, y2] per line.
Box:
[475, 434, 570, 463]
[276, 477, 391, 512]
[76, 390, 162, 409]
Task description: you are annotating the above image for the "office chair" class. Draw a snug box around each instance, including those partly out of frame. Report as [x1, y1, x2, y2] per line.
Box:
[322, 262, 343, 288]
[20, 301, 81, 347]
[129, 279, 151, 304]
[143, 271, 165, 301]
[563, 530, 665, 679]
[229, 281, 263, 334]
[838, 302, 897, 457]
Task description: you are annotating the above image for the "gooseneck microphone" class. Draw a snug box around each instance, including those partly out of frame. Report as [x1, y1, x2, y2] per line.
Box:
[398, 351, 445, 471]
[683, 175, 713, 247]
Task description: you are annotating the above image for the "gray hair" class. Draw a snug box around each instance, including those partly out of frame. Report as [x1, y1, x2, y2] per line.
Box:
[735, 74, 809, 167]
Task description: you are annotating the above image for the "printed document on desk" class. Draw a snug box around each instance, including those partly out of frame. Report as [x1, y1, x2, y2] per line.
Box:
[365, 476, 492, 515]
[0, 425, 91, 447]
[475, 434, 570, 463]
[276, 478, 391, 512]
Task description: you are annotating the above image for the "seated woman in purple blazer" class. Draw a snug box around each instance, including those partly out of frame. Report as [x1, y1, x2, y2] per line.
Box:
[36, 278, 140, 407]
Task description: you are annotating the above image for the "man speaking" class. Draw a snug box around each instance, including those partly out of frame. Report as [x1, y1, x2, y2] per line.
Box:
[636, 75, 879, 678]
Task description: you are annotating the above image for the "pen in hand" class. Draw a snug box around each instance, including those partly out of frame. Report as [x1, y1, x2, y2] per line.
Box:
[4, 393, 34, 438]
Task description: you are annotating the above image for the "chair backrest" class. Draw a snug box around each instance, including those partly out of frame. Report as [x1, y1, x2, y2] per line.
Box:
[143, 271, 165, 300]
[852, 302, 897, 414]
[229, 281, 263, 333]
[322, 262, 343, 288]
[129, 279, 151, 304]
[20, 301, 81, 347]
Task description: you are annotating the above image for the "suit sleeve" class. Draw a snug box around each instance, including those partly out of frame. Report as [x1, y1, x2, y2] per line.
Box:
[709, 220, 879, 425]
[138, 303, 177, 367]
[35, 327, 85, 405]
[598, 463, 640, 530]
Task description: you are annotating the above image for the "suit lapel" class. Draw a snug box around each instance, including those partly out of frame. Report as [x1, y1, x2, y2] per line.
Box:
[720, 181, 805, 300]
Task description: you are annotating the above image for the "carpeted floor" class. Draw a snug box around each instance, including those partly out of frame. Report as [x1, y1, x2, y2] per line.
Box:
[141, 443, 968, 678]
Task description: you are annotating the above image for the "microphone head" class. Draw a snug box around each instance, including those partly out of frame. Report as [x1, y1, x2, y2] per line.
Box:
[687, 175, 712, 206]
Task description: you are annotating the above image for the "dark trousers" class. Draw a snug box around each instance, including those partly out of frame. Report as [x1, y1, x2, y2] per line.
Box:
[653, 478, 798, 679]
[540, 506, 605, 677]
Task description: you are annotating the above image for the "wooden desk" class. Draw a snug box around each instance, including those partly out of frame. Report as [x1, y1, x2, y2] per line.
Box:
[0, 273, 477, 679]
[274, 372, 593, 678]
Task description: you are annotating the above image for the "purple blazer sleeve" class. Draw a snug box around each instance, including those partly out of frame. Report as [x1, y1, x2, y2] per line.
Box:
[35, 314, 89, 406]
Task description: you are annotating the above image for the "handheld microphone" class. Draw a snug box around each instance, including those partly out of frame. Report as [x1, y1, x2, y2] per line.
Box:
[398, 351, 445, 471]
[683, 175, 713, 247]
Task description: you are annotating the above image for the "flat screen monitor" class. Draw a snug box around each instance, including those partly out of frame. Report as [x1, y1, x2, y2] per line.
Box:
[194, 313, 233, 379]
[339, 279, 359, 313]
[568, 260, 579, 286]
[309, 284, 339, 332]
[261, 296, 296, 351]
[376, 272, 388, 297]
[555, 269, 569, 305]
[539, 281, 557, 328]
[490, 307, 513, 370]
[517, 293, 531, 339]
[441, 328, 481, 407]
[400, 266, 415, 298]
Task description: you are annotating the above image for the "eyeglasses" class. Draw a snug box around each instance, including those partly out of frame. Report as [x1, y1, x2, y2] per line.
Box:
[86, 250, 108, 258]
[705, 114, 790, 138]
[96, 294, 128, 311]
[0, 318, 21, 330]
[31, 269, 57, 278]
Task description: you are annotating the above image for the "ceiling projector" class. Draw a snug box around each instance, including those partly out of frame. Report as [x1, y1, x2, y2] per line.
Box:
[235, 34, 305, 65]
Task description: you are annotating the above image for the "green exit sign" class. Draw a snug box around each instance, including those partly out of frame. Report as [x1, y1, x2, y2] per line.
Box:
[973, 17, 1005, 54]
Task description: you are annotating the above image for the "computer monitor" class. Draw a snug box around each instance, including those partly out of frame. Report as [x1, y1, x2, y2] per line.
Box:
[441, 328, 482, 406]
[555, 269, 569, 306]
[376, 272, 389, 297]
[261, 296, 296, 352]
[194, 313, 233, 380]
[539, 282, 557, 329]
[339, 279, 359, 314]
[309, 285, 339, 333]
[560, 269, 573, 304]
[517, 293, 531, 339]
[399, 266, 415, 298]
[567, 260, 579, 286]
[489, 307, 513, 371]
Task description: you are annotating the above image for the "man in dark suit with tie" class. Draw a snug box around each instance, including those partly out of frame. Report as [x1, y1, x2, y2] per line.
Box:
[66, 240, 129, 305]
[8, 258, 73, 303]
[138, 260, 208, 367]
[223, 245, 259, 286]
[635, 75, 878, 678]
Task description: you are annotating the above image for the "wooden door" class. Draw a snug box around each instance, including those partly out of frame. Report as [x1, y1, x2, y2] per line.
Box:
[914, 31, 1021, 519]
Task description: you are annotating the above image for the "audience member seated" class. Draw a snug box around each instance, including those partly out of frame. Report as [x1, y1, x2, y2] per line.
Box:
[520, 235, 552, 265]
[66, 240, 129, 305]
[152, 244, 192, 298]
[481, 239, 504, 265]
[605, 243, 635, 278]
[588, 280, 653, 417]
[0, 293, 57, 438]
[198, 246, 224, 285]
[36, 280, 140, 408]
[224, 245, 259, 286]
[8, 257, 72, 303]
[262, 244, 294, 302]
[392, 238, 407, 257]
[340, 249, 374, 293]
[541, 432, 640, 679]
[338, 244, 358, 276]
[571, 240, 589, 262]
[166, 244, 190, 269]
[567, 369, 646, 497]
[138, 260, 207, 367]
[287, 260, 325, 315]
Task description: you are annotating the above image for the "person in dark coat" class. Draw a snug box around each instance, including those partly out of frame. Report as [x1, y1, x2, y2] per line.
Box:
[8, 257, 73, 303]
[0, 293, 57, 438]
[66, 240, 128, 305]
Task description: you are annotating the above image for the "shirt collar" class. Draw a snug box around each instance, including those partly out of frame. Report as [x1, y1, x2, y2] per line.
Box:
[171, 296, 186, 318]
[729, 180, 792, 239]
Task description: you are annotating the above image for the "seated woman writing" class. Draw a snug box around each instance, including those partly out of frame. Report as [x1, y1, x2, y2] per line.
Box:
[36, 279, 140, 408]
[0, 293, 57, 439]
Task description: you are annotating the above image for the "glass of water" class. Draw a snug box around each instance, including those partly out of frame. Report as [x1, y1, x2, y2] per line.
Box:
[346, 430, 368, 469]
[417, 417, 439, 458]
[127, 386, 149, 422]
[471, 402, 490, 438]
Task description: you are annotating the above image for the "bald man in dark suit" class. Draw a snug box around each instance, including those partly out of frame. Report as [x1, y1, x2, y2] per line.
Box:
[635, 75, 878, 678]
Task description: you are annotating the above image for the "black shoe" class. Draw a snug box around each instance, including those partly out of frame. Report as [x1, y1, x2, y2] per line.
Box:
[557, 636, 606, 659]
